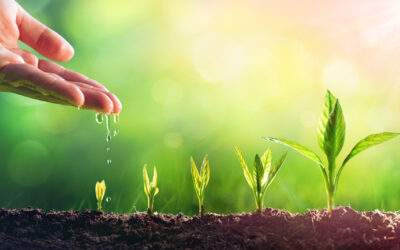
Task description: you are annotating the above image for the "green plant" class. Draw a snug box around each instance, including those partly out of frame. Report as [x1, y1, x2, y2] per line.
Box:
[264, 90, 399, 213]
[190, 155, 210, 217]
[143, 165, 159, 216]
[235, 147, 287, 216]
[95, 180, 106, 212]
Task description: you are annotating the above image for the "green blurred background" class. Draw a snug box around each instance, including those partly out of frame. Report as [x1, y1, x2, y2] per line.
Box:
[0, 0, 399, 215]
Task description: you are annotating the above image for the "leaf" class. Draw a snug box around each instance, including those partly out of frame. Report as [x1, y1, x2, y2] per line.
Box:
[317, 90, 337, 152]
[318, 99, 346, 160]
[261, 148, 272, 185]
[190, 157, 201, 196]
[342, 132, 399, 168]
[200, 155, 208, 184]
[234, 146, 254, 188]
[143, 165, 150, 196]
[263, 137, 324, 169]
[204, 156, 210, 187]
[253, 154, 264, 193]
[151, 166, 158, 188]
[265, 152, 287, 191]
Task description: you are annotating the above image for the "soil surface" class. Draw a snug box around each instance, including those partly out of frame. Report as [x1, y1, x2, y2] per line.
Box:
[1, 206, 400, 249]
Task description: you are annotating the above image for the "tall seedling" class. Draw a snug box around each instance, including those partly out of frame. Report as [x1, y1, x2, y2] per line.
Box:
[264, 90, 399, 213]
[190, 155, 210, 217]
[143, 165, 159, 216]
[235, 147, 287, 216]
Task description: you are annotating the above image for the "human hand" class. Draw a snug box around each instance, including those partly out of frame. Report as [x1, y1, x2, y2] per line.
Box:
[0, 0, 121, 114]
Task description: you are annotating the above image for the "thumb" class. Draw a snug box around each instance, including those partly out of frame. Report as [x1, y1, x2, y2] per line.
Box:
[16, 4, 74, 62]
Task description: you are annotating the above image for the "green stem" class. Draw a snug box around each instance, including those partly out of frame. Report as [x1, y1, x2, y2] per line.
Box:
[97, 200, 102, 212]
[256, 193, 263, 216]
[327, 157, 336, 214]
[147, 197, 154, 216]
[199, 204, 204, 217]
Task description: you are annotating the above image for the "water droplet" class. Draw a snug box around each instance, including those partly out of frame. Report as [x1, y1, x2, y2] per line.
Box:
[106, 197, 111, 202]
[106, 147, 110, 152]
[114, 115, 119, 124]
[107, 159, 112, 165]
[106, 135, 111, 142]
[113, 129, 119, 137]
[77, 106, 82, 110]
[96, 113, 103, 124]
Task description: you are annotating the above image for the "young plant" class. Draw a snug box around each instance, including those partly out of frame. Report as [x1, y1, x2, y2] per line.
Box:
[143, 165, 159, 216]
[235, 147, 287, 216]
[95, 180, 106, 212]
[264, 90, 399, 213]
[190, 155, 210, 217]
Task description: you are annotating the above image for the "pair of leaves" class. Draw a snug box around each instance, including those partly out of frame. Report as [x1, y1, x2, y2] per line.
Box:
[235, 147, 287, 196]
[264, 90, 399, 192]
[143, 165, 159, 198]
[191, 155, 210, 203]
[95, 180, 106, 202]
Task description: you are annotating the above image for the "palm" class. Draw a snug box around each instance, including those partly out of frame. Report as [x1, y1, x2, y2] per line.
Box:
[0, 0, 121, 114]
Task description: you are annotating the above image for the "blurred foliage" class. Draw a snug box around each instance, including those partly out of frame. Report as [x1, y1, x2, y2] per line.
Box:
[0, 0, 399, 215]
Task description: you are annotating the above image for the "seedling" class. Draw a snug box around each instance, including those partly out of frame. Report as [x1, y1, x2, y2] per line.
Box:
[95, 180, 106, 212]
[143, 165, 159, 216]
[190, 155, 210, 217]
[235, 147, 287, 216]
[264, 90, 399, 213]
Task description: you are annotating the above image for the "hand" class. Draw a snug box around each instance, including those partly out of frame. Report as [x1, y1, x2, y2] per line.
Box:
[0, 0, 121, 114]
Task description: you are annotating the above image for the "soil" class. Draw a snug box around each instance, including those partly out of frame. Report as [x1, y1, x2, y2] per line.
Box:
[1, 206, 400, 249]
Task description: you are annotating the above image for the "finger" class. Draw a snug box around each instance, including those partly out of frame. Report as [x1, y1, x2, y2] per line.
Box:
[38, 60, 107, 90]
[0, 45, 24, 68]
[0, 63, 84, 106]
[16, 5, 74, 62]
[79, 87, 114, 114]
[68, 81, 122, 114]
[8, 48, 38, 66]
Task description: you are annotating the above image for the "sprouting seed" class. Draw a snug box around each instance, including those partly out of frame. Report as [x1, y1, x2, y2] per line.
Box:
[143, 165, 159, 216]
[95, 180, 106, 212]
[235, 147, 287, 216]
[264, 90, 399, 213]
[190, 155, 210, 217]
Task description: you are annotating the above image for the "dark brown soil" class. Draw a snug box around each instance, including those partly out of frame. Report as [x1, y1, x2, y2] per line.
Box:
[1, 206, 400, 249]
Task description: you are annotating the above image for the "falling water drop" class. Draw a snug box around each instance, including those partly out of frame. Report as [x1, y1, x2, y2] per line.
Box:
[114, 115, 119, 124]
[106, 197, 111, 202]
[107, 159, 112, 165]
[106, 147, 110, 152]
[96, 113, 104, 124]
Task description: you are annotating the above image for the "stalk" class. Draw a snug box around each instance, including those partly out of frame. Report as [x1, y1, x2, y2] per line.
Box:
[327, 157, 336, 214]
[199, 204, 204, 217]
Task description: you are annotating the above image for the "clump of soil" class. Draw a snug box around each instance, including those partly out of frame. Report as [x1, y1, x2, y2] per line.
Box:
[1, 206, 400, 249]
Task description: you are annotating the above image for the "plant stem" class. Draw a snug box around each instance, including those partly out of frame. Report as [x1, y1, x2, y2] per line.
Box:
[256, 195, 263, 216]
[327, 191, 335, 214]
[326, 157, 336, 214]
[199, 204, 204, 217]
[147, 197, 154, 216]
[97, 200, 102, 212]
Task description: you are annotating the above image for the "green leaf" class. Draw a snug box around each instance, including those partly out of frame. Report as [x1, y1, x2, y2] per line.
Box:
[151, 166, 158, 188]
[317, 90, 337, 151]
[191, 157, 201, 196]
[253, 154, 264, 193]
[342, 132, 399, 167]
[317, 91, 346, 159]
[234, 146, 254, 188]
[143, 164, 150, 196]
[263, 137, 324, 169]
[267, 152, 287, 186]
[261, 148, 272, 186]
[200, 155, 209, 184]
[204, 156, 210, 187]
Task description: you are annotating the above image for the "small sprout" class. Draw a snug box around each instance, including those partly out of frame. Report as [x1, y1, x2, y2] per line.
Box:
[264, 90, 399, 213]
[143, 165, 159, 216]
[190, 155, 210, 217]
[95, 180, 106, 212]
[235, 147, 287, 216]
